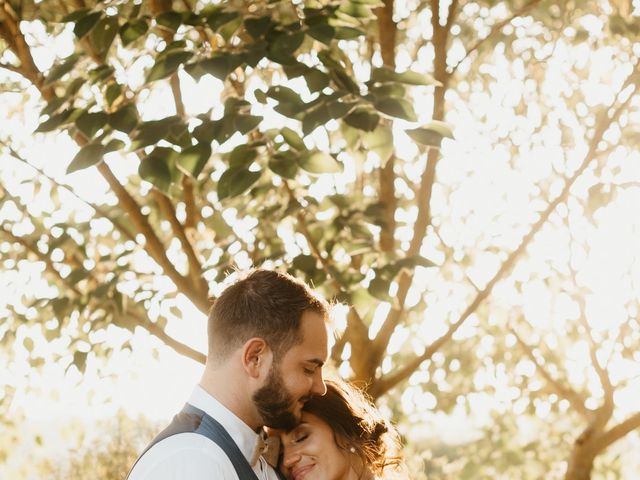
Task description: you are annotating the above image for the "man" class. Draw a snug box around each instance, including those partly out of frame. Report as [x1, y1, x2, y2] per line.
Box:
[128, 269, 330, 479]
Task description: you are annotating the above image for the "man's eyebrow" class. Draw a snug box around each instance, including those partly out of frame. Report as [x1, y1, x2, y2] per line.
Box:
[306, 358, 324, 367]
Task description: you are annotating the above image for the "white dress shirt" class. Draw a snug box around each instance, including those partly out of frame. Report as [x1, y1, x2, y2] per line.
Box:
[128, 385, 281, 480]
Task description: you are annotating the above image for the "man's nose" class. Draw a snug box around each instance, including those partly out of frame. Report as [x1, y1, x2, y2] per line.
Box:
[310, 369, 326, 396]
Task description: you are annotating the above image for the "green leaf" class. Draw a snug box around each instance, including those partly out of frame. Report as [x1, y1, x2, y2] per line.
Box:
[91, 16, 119, 55]
[75, 110, 108, 138]
[327, 100, 356, 119]
[119, 18, 149, 46]
[338, 2, 375, 18]
[344, 107, 379, 131]
[224, 97, 251, 113]
[307, 24, 335, 44]
[245, 16, 271, 39]
[363, 125, 393, 160]
[130, 116, 182, 150]
[233, 114, 262, 134]
[165, 123, 191, 148]
[269, 151, 299, 179]
[298, 151, 342, 174]
[67, 268, 89, 283]
[35, 109, 73, 133]
[253, 89, 267, 104]
[177, 143, 211, 178]
[405, 121, 454, 147]
[217, 168, 261, 200]
[283, 62, 308, 79]
[267, 85, 305, 106]
[207, 210, 234, 239]
[292, 254, 318, 275]
[302, 104, 331, 135]
[51, 297, 70, 318]
[156, 11, 184, 32]
[268, 31, 305, 63]
[205, 10, 239, 31]
[218, 16, 243, 42]
[44, 54, 80, 85]
[229, 144, 258, 168]
[67, 143, 105, 174]
[66, 77, 86, 97]
[281, 127, 306, 150]
[23, 337, 34, 352]
[392, 255, 438, 272]
[184, 53, 244, 81]
[74, 11, 102, 38]
[105, 83, 122, 107]
[192, 119, 217, 143]
[304, 68, 331, 92]
[333, 26, 365, 40]
[147, 50, 193, 83]
[41, 97, 65, 117]
[108, 104, 138, 133]
[62, 8, 90, 23]
[88, 65, 115, 84]
[367, 277, 393, 303]
[73, 351, 88, 373]
[369, 83, 406, 99]
[104, 138, 126, 153]
[373, 97, 417, 121]
[138, 147, 176, 192]
[244, 44, 267, 68]
[371, 66, 441, 86]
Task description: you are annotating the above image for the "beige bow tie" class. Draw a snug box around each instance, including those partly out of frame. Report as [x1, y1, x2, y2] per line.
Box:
[251, 429, 281, 468]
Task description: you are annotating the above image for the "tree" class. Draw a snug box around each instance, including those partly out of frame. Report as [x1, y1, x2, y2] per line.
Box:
[2, 1, 640, 478]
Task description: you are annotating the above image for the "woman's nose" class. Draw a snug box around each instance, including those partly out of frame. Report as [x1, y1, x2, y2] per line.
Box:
[282, 449, 302, 469]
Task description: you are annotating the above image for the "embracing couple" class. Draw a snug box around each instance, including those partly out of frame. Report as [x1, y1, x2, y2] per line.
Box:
[127, 269, 407, 480]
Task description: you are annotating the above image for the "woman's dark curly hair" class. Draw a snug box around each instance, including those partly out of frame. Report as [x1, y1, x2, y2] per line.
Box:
[301, 378, 406, 479]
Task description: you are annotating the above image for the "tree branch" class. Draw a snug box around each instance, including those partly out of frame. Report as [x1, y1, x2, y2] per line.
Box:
[374, 0, 397, 252]
[445, 0, 459, 30]
[450, 0, 544, 75]
[0, 0, 210, 311]
[1, 142, 136, 242]
[0, 224, 82, 297]
[370, 65, 640, 397]
[578, 307, 614, 404]
[0, 61, 21, 75]
[128, 310, 206, 364]
[283, 181, 371, 375]
[595, 412, 640, 452]
[152, 189, 207, 296]
[510, 326, 592, 420]
[95, 162, 208, 312]
[0, 0, 52, 96]
[369, 0, 457, 373]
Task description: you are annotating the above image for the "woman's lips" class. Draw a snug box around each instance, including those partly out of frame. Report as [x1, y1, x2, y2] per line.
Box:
[292, 464, 315, 480]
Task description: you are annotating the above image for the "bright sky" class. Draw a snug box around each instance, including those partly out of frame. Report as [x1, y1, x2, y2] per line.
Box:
[2, 3, 640, 478]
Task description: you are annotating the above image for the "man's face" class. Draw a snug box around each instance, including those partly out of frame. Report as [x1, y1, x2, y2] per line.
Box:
[253, 310, 329, 429]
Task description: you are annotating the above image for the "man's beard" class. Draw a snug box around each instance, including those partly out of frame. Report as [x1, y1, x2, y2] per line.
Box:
[253, 365, 306, 430]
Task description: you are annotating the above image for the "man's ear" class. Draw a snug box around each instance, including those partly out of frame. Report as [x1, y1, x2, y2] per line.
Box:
[241, 337, 272, 378]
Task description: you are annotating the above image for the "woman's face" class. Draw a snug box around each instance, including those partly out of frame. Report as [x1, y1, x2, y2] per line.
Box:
[279, 412, 353, 480]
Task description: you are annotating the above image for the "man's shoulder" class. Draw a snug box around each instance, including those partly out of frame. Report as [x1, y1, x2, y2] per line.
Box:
[128, 432, 237, 480]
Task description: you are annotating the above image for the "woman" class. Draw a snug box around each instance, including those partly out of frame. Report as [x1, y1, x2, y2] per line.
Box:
[278, 378, 407, 480]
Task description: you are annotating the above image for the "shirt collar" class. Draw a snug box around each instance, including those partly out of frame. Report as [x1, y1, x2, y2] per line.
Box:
[187, 385, 266, 466]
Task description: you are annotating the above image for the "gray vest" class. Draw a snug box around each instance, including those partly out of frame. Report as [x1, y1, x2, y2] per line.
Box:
[128, 403, 285, 479]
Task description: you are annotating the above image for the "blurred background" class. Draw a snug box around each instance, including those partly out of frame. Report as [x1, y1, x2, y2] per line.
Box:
[1, 0, 639, 478]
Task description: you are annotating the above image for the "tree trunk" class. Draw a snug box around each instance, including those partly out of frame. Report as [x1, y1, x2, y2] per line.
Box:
[565, 442, 596, 480]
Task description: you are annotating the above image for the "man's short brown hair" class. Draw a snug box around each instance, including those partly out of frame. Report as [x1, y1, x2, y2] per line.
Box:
[207, 269, 328, 360]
